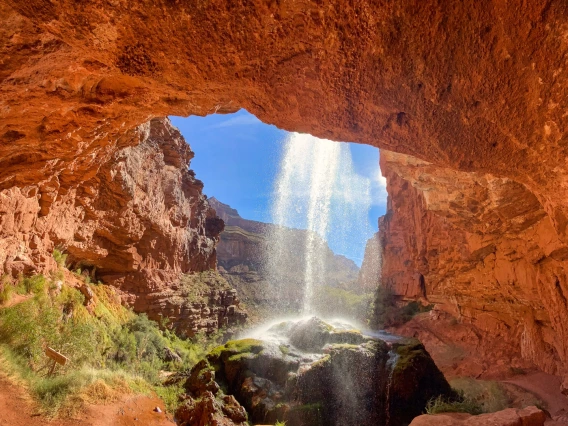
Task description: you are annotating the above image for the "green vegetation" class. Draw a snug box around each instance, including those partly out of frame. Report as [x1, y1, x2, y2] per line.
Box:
[426, 394, 483, 415]
[0, 275, 13, 304]
[179, 271, 231, 305]
[449, 378, 511, 414]
[53, 249, 68, 268]
[208, 338, 264, 361]
[426, 377, 545, 416]
[0, 255, 224, 417]
[369, 285, 433, 329]
[311, 286, 373, 323]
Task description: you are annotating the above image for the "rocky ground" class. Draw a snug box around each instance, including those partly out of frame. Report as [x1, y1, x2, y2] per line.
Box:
[393, 311, 568, 425]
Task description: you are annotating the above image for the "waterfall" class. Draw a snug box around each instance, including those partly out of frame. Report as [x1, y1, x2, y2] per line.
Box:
[268, 132, 372, 314]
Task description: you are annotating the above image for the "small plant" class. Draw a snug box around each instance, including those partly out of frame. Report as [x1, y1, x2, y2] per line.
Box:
[275, 421, 287, 426]
[53, 249, 68, 268]
[426, 394, 483, 415]
[449, 378, 510, 414]
[22, 275, 47, 294]
[0, 275, 13, 304]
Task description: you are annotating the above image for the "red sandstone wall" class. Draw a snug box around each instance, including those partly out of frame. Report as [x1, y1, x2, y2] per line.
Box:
[379, 150, 567, 385]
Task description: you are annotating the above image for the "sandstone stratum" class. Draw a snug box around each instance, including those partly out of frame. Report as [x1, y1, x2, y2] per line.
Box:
[3, 0, 568, 402]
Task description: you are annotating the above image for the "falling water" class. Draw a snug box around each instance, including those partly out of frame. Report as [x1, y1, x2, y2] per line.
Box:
[268, 132, 373, 314]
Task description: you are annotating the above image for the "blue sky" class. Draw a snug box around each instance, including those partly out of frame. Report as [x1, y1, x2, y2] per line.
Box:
[170, 110, 387, 265]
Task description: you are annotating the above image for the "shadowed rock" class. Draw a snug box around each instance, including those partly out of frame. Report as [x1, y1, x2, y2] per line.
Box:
[175, 318, 453, 426]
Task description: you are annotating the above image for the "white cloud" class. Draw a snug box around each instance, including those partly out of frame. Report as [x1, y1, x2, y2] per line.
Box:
[371, 167, 388, 205]
[208, 114, 262, 129]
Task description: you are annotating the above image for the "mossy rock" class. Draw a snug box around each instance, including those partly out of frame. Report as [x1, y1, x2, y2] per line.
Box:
[180, 320, 452, 426]
[388, 339, 455, 425]
[286, 317, 369, 352]
[207, 339, 264, 361]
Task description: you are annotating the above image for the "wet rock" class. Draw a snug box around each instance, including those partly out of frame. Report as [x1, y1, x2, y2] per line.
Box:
[176, 318, 453, 426]
[176, 391, 248, 426]
[284, 317, 368, 352]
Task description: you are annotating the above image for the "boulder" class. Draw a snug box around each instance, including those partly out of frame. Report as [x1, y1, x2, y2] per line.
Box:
[409, 406, 547, 426]
[176, 317, 453, 426]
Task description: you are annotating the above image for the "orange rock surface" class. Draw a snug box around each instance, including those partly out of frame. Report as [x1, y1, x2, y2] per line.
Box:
[3, 0, 568, 386]
[409, 406, 546, 426]
[379, 150, 568, 385]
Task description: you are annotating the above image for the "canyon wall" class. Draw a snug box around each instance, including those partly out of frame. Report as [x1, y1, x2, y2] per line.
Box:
[0, 116, 244, 336]
[210, 198, 360, 320]
[3, 0, 568, 382]
[378, 150, 568, 384]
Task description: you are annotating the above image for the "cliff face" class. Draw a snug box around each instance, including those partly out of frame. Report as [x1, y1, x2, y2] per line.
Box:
[209, 198, 360, 319]
[378, 150, 568, 382]
[0, 116, 244, 336]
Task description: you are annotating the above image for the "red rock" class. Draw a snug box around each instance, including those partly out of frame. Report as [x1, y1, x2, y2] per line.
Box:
[4, 0, 568, 386]
[409, 406, 547, 426]
[375, 150, 568, 382]
[0, 115, 240, 335]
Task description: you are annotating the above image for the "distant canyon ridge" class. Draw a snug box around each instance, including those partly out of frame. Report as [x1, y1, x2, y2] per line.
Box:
[3, 0, 568, 389]
[209, 197, 371, 321]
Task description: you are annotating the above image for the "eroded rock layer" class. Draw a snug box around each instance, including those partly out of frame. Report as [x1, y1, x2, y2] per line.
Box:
[377, 150, 568, 386]
[0, 116, 242, 335]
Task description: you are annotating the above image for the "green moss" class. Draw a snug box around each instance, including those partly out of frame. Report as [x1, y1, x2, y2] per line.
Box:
[310, 354, 331, 368]
[392, 340, 426, 375]
[279, 345, 290, 355]
[219, 339, 263, 355]
[329, 343, 360, 351]
[228, 352, 258, 363]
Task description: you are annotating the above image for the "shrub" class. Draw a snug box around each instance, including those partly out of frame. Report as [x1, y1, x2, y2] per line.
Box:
[0, 276, 13, 304]
[426, 394, 483, 415]
[369, 286, 433, 329]
[0, 270, 221, 417]
[53, 249, 68, 268]
[449, 378, 509, 414]
[22, 274, 47, 294]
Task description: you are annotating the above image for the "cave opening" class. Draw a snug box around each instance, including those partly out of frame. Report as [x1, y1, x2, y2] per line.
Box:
[169, 110, 387, 324]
